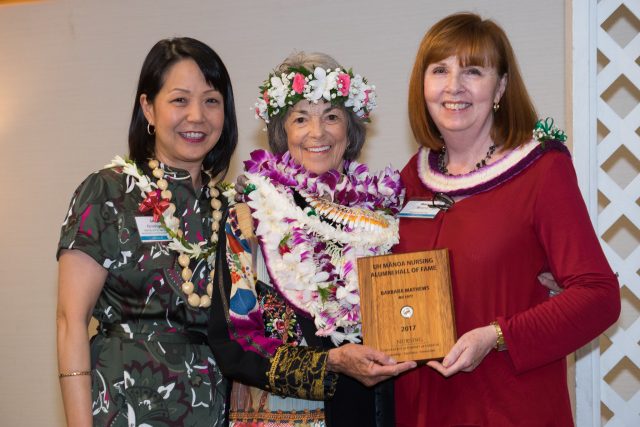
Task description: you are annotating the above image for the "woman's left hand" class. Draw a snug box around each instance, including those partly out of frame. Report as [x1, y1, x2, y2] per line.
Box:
[426, 325, 496, 377]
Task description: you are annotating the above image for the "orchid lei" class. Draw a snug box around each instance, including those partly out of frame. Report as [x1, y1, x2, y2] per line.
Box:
[242, 150, 404, 344]
[254, 66, 376, 123]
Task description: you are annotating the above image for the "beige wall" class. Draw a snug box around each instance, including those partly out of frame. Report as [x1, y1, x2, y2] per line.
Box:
[0, 0, 565, 424]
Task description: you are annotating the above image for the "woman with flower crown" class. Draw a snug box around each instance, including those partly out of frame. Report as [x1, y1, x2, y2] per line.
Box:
[208, 51, 416, 427]
[393, 13, 620, 426]
[56, 37, 237, 426]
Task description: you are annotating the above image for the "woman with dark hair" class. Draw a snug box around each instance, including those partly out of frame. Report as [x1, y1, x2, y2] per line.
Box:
[208, 51, 415, 427]
[394, 13, 620, 426]
[56, 37, 237, 426]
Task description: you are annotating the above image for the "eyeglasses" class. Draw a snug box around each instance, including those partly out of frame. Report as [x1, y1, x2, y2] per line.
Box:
[428, 192, 454, 211]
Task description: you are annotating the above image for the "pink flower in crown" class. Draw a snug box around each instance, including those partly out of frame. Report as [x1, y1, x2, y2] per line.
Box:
[262, 90, 269, 103]
[337, 73, 350, 96]
[292, 73, 305, 94]
[364, 89, 371, 105]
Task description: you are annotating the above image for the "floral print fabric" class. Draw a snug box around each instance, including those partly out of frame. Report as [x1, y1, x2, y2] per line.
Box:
[257, 281, 303, 345]
[58, 163, 227, 426]
[222, 207, 327, 426]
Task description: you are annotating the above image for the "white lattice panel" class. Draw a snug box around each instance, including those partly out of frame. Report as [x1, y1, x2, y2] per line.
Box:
[595, 0, 640, 425]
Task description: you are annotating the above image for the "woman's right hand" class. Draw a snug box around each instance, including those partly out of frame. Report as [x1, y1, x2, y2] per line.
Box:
[426, 325, 496, 377]
[326, 344, 417, 387]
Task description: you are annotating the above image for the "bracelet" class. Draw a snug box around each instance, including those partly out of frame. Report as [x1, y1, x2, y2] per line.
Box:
[490, 321, 507, 351]
[58, 370, 91, 379]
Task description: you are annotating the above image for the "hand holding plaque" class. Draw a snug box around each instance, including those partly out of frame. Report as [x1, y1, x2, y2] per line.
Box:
[357, 249, 456, 362]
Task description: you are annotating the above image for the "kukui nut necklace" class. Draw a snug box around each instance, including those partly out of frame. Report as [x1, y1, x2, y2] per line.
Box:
[147, 159, 222, 308]
[438, 143, 497, 175]
[107, 156, 223, 308]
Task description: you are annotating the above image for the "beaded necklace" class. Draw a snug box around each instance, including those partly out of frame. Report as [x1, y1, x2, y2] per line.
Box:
[438, 143, 497, 175]
[106, 156, 224, 308]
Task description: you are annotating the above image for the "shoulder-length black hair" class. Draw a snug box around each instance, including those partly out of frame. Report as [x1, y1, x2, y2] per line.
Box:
[128, 37, 237, 179]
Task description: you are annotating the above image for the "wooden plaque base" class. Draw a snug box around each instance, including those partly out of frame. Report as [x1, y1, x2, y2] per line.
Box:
[357, 249, 456, 362]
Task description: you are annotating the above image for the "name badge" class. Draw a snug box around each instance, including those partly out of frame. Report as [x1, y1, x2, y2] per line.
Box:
[135, 216, 171, 242]
[398, 200, 441, 219]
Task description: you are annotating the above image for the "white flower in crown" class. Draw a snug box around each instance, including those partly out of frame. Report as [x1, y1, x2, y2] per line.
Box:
[268, 74, 291, 108]
[254, 97, 268, 122]
[307, 67, 339, 102]
[344, 74, 376, 118]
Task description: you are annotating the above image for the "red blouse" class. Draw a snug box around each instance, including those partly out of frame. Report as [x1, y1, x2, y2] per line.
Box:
[394, 146, 619, 426]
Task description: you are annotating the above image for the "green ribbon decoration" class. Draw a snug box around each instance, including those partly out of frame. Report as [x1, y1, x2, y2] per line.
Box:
[533, 117, 567, 144]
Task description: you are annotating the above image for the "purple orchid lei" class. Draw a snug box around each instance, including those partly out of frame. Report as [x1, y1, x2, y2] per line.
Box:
[243, 149, 404, 344]
[244, 149, 404, 215]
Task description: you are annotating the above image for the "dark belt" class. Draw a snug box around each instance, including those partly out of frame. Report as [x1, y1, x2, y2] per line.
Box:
[98, 323, 207, 345]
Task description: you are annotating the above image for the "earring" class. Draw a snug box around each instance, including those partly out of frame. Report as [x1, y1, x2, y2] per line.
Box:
[493, 102, 500, 113]
[147, 123, 155, 136]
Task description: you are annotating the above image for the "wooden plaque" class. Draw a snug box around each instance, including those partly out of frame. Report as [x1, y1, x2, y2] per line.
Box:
[357, 249, 456, 362]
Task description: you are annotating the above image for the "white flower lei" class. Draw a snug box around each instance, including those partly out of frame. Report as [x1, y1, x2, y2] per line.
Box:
[243, 151, 403, 344]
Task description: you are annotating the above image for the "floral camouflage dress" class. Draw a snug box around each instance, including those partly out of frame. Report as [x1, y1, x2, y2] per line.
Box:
[58, 162, 228, 427]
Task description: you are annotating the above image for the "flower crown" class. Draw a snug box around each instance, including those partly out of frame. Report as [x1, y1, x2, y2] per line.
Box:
[254, 66, 377, 123]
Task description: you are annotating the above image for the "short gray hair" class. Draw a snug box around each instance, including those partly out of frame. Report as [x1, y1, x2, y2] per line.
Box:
[266, 51, 367, 161]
